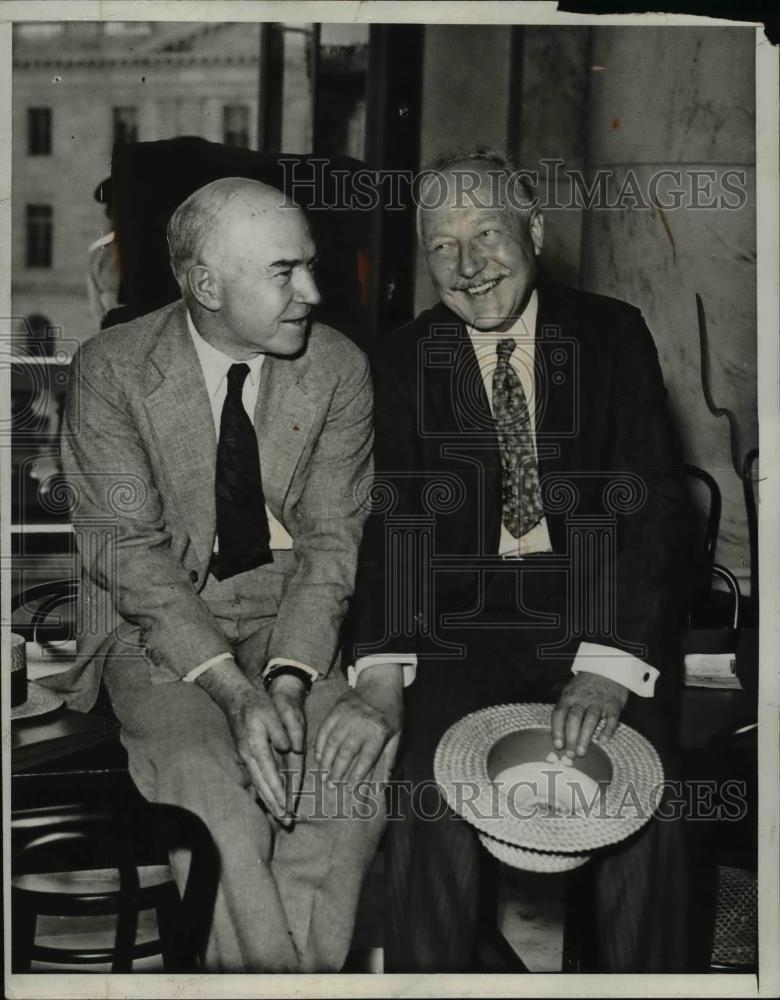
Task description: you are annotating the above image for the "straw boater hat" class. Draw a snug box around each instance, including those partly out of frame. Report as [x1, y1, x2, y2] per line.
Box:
[434, 703, 664, 873]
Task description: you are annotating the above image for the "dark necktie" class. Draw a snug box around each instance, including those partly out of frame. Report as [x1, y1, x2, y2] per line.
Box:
[492, 337, 545, 538]
[211, 363, 273, 580]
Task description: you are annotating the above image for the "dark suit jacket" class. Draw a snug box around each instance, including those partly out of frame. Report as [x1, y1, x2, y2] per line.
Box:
[53, 300, 373, 712]
[350, 278, 693, 690]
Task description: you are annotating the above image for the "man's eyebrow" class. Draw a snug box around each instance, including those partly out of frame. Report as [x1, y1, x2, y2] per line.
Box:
[473, 212, 509, 223]
[423, 229, 453, 242]
[268, 257, 300, 269]
[267, 254, 317, 269]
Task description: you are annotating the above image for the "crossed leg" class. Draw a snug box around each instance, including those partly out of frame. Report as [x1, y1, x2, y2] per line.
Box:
[104, 657, 386, 972]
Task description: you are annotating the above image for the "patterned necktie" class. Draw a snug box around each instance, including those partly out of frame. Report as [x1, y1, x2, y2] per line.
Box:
[212, 363, 273, 580]
[491, 338, 545, 538]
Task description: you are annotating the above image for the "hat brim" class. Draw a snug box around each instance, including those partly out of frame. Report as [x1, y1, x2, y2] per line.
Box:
[479, 831, 591, 873]
[434, 702, 664, 855]
[11, 681, 65, 721]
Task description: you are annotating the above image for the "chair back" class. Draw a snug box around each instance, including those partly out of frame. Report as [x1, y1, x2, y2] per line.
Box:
[684, 464, 721, 610]
[108, 136, 377, 350]
[13, 802, 219, 969]
[682, 466, 742, 655]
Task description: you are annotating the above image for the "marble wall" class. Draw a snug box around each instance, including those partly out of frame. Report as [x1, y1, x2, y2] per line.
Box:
[580, 26, 757, 587]
[414, 24, 514, 315]
[414, 23, 756, 586]
[514, 26, 591, 287]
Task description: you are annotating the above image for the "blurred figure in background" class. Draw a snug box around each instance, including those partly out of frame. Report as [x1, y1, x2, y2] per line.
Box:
[86, 177, 122, 331]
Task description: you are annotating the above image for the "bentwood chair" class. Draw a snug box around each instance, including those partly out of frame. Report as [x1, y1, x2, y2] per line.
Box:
[12, 802, 219, 972]
[11, 583, 219, 973]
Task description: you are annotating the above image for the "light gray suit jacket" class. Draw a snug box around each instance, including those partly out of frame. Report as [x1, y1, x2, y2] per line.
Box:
[55, 300, 373, 711]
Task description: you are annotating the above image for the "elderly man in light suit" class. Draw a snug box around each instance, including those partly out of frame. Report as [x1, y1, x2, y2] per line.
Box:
[57, 178, 404, 972]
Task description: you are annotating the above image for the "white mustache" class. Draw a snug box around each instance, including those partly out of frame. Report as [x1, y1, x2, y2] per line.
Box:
[452, 276, 503, 293]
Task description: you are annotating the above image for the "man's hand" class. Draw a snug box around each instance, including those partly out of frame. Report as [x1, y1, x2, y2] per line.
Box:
[267, 674, 307, 754]
[551, 673, 629, 757]
[314, 665, 404, 784]
[267, 674, 308, 823]
[196, 658, 291, 821]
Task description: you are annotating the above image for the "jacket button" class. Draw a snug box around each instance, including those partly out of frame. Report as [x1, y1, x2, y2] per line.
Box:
[190, 570, 198, 584]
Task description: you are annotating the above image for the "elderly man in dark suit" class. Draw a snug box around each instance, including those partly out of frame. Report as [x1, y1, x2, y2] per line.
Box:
[58, 178, 404, 972]
[350, 148, 693, 972]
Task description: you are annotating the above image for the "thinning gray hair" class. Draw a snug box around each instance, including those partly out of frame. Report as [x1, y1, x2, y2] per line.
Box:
[165, 177, 260, 291]
[415, 145, 538, 244]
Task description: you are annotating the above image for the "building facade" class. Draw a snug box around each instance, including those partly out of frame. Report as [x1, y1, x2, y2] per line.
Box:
[12, 20, 264, 343]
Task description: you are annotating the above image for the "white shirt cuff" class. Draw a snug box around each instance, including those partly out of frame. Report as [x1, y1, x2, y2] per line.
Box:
[182, 651, 234, 683]
[571, 642, 658, 697]
[262, 658, 320, 683]
[348, 654, 417, 688]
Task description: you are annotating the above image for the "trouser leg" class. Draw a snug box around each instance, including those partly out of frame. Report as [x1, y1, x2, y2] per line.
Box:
[589, 695, 690, 972]
[106, 650, 388, 972]
[382, 566, 573, 973]
[104, 660, 299, 972]
[384, 648, 689, 970]
[382, 657, 519, 973]
[270, 671, 389, 972]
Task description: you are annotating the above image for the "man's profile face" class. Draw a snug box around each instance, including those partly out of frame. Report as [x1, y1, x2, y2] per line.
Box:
[208, 201, 320, 357]
[421, 169, 543, 332]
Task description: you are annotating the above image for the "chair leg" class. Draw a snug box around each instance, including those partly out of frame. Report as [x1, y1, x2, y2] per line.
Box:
[112, 895, 139, 972]
[11, 892, 37, 973]
[156, 882, 194, 972]
[475, 852, 530, 972]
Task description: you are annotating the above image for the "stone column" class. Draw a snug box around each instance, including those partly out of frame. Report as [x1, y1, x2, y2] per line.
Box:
[513, 26, 592, 287]
[414, 25, 514, 314]
[580, 26, 757, 589]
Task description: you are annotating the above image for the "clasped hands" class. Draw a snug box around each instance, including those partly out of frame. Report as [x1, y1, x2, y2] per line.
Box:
[200, 658, 403, 826]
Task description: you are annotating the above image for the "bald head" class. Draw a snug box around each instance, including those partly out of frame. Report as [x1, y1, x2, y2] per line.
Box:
[167, 177, 296, 291]
[416, 150, 538, 245]
[165, 176, 320, 360]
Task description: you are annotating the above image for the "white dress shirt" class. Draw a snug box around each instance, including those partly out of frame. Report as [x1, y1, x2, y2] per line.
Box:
[467, 291, 553, 556]
[352, 291, 658, 697]
[182, 312, 318, 686]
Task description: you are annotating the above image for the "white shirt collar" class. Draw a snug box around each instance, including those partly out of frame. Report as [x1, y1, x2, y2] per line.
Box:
[186, 310, 265, 399]
[466, 289, 538, 349]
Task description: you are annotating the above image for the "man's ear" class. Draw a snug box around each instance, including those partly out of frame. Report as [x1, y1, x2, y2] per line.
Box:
[187, 264, 221, 311]
[529, 210, 544, 257]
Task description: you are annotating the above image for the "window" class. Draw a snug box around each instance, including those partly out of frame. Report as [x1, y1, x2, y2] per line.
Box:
[27, 108, 52, 156]
[113, 106, 138, 147]
[103, 22, 152, 37]
[223, 104, 250, 148]
[16, 23, 64, 40]
[25, 205, 53, 268]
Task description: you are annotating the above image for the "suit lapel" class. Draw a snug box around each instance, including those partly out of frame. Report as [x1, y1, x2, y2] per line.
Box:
[253, 351, 316, 515]
[144, 305, 318, 563]
[422, 305, 503, 549]
[423, 303, 494, 434]
[534, 279, 579, 477]
[144, 302, 218, 566]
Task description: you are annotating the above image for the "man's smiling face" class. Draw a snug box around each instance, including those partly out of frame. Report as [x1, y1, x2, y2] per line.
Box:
[420, 168, 543, 332]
